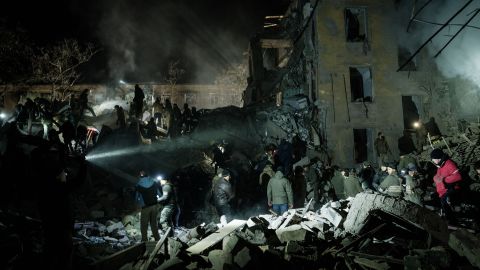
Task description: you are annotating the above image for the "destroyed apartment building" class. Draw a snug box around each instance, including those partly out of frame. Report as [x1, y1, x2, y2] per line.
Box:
[1, 0, 480, 269]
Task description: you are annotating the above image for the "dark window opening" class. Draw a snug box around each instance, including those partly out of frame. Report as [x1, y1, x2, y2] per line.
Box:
[398, 47, 417, 71]
[345, 8, 367, 42]
[349, 67, 372, 102]
[353, 128, 368, 164]
[402, 96, 420, 130]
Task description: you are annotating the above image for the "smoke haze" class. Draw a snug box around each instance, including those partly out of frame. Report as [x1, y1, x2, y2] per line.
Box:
[397, 0, 480, 86]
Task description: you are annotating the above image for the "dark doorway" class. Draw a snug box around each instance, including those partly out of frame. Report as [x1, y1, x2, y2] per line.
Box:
[402, 96, 420, 130]
[353, 128, 368, 164]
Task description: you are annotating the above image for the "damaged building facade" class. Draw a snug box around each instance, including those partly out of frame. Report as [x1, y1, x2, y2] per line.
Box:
[246, 0, 470, 167]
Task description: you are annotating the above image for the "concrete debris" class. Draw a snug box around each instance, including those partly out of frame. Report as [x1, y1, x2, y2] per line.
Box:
[67, 194, 479, 270]
[448, 229, 480, 268]
[343, 193, 449, 242]
[319, 204, 344, 228]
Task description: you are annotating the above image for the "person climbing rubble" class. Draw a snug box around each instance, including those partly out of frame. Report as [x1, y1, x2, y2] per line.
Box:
[157, 177, 177, 234]
[213, 170, 235, 225]
[431, 148, 462, 223]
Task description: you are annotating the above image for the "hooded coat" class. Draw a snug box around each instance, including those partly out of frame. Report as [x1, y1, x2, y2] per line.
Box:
[135, 176, 161, 208]
[267, 171, 293, 205]
[434, 159, 462, 198]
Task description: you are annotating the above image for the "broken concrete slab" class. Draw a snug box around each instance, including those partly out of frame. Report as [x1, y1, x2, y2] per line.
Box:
[448, 228, 480, 268]
[320, 205, 343, 228]
[234, 246, 252, 268]
[276, 224, 312, 243]
[186, 219, 246, 254]
[343, 193, 449, 242]
[208, 249, 233, 270]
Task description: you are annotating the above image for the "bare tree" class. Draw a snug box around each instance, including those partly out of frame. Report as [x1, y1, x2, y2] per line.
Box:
[164, 60, 185, 90]
[32, 39, 100, 100]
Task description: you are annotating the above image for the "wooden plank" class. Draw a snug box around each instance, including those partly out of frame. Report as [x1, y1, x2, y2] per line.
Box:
[91, 242, 146, 270]
[186, 219, 246, 254]
[142, 227, 172, 270]
[260, 38, 293, 48]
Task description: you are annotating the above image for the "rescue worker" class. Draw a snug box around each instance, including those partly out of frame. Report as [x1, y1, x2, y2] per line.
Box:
[378, 162, 403, 197]
[157, 177, 177, 233]
[404, 163, 423, 205]
[431, 148, 462, 222]
[267, 167, 293, 215]
[213, 170, 234, 225]
[343, 168, 363, 198]
[374, 132, 391, 167]
[135, 170, 161, 242]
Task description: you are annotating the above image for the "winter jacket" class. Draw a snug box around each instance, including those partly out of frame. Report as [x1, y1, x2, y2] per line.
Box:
[330, 171, 345, 200]
[434, 159, 462, 198]
[343, 175, 363, 198]
[379, 173, 403, 197]
[135, 176, 161, 208]
[214, 178, 234, 206]
[267, 171, 293, 205]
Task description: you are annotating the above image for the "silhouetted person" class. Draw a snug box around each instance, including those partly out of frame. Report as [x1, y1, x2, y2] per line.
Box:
[133, 84, 145, 119]
[182, 103, 192, 133]
[114, 105, 126, 129]
[78, 89, 96, 118]
[292, 134, 307, 163]
[213, 170, 234, 225]
[277, 138, 294, 176]
[152, 98, 163, 125]
[292, 166, 307, 208]
[59, 121, 76, 153]
[145, 117, 158, 142]
[191, 106, 199, 131]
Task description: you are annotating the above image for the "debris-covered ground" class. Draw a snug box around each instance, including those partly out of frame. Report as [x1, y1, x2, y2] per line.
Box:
[63, 193, 479, 270]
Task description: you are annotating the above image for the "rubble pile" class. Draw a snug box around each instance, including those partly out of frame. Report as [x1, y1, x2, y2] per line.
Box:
[418, 122, 480, 167]
[264, 103, 311, 144]
[73, 215, 142, 264]
[88, 194, 480, 270]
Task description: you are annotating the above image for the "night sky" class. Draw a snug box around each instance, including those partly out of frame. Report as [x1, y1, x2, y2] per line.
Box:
[0, 0, 290, 83]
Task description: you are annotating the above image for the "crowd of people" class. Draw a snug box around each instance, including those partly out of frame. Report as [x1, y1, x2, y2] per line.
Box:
[3, 85, 480, 263]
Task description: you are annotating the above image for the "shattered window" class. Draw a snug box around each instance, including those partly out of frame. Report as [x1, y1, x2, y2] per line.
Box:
[349, 67, 372, 102]
[398, 47, 417, 71]
[345, 7, 367, 42]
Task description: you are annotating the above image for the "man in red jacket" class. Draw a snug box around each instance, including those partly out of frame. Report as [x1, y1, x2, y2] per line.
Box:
[430, 148, 462, 222]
